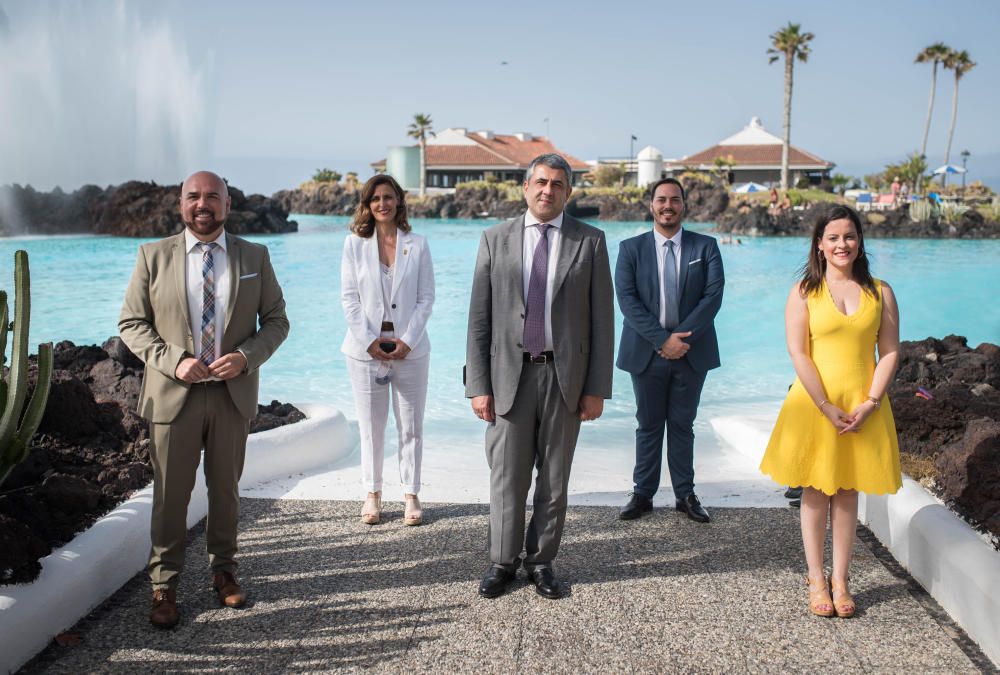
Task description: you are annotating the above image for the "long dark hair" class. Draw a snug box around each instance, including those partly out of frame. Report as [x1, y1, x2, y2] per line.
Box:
[351, 174, 411, 238]
[799, 204, 878, 298]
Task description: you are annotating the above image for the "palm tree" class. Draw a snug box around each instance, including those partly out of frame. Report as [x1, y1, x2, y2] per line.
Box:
[915, 43, 951, 162]
[407, 113, 434, 197]
[942, 49, 975, 183]
[768, 23, 814, 191]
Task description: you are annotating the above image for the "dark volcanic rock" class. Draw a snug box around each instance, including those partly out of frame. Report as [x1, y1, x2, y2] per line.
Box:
[251, 400, 307, 434]
[935, 419, 1000, 539]
[0, 181, 297, 237]
[889, 335, 1000, 545]
[715, 201, 1000, 238]
[273, 181, 360, 216]
[0, 338, 305, 585]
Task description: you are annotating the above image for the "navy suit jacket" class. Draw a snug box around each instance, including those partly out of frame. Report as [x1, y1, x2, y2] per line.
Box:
[615, 228, 724, 375]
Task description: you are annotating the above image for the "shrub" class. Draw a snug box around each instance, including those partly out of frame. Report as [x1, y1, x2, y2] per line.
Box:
[312, 168, 342, 183]
[939, 202, 970, 225]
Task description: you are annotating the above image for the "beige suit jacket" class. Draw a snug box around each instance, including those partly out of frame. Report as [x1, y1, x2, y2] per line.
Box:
[119, 231, 290, 423]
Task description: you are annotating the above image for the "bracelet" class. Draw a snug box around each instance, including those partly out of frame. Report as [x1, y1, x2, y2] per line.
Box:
[866, 396, 881, 409]
[818, 399, 830, 410]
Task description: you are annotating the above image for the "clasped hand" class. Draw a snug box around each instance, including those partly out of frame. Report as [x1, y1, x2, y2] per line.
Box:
[175, 352, 247, 382]
[366, 338, 411, 360]
[822, 400, 877, 435]
[658, 331, 692, 359]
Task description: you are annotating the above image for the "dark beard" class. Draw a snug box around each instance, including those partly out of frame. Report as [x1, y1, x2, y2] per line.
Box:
[184, 214, 226, 236]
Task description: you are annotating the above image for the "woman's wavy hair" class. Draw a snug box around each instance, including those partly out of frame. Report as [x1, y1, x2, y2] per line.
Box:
[799, 204, 878, 298]
[351, 174, 411, 237]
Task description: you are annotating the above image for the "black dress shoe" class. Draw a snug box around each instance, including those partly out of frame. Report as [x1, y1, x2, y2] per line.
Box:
[478, 564, 516, 599]
[528, 567, 566, 599]
[619, 493, 653, 520]
[675, 493, 711, 523]
[784, 486, 803, 499]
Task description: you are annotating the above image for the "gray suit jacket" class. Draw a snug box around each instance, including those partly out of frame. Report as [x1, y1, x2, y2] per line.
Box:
[119, 231, 290, 423]
[465, 213, 614, 416]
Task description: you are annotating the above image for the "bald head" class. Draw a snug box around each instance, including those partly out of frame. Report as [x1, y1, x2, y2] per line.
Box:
[180, 171, 231, 241]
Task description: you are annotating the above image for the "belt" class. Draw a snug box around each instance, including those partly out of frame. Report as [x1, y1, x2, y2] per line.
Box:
[523, 351, 554, 364]
[192, 379, 227, 387]
[381, 321, 395, 332]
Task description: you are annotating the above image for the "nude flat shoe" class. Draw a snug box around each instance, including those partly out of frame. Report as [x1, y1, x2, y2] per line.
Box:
[361, 492, 381, 525]
[404, 494, 423, 526]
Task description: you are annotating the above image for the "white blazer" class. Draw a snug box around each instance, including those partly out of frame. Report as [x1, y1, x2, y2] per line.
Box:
[340, 230, 435, 360]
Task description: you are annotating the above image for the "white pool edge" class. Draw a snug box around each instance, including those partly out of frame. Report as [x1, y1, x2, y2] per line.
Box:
[0, 403, 357, 675]
[860, 479, 1000, 667]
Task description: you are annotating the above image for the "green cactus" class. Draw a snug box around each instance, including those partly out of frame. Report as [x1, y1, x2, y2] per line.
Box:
[908, 199, 935, 223]
[0, 251, 54, 488]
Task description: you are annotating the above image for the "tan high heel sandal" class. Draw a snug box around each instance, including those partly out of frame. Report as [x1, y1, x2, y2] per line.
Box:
[404, 494, 423, 526]
[361, 492, 381, 525]
[830, 577, 856, 618]
[806, 575, 834, 617]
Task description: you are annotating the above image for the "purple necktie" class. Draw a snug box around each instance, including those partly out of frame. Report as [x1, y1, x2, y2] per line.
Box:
[523, 223, 551, 358]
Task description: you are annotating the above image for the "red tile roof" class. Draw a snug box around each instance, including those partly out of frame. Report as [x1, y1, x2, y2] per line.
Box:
[667, 144, 832, 169]
[371, 132, 588, 170]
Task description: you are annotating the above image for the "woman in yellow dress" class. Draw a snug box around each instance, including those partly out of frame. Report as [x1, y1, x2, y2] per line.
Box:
[760, 204, 902, 618]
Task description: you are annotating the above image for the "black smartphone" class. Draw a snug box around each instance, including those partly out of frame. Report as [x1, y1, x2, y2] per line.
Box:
[379, 341, 396, 353]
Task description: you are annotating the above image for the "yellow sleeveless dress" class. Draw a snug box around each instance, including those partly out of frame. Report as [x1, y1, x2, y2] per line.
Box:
[759, 279, 902, 495]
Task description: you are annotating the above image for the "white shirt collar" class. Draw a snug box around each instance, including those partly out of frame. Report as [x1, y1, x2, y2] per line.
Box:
[524, 210, 565, 229]
[653, 227, 682, 248]
[184, 228, 228, 253]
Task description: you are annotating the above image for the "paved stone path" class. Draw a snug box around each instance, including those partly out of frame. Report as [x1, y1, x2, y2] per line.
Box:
[24, 499, 995, 673]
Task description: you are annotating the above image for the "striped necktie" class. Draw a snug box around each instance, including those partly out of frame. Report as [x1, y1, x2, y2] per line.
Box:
[198, 242, 219, 365]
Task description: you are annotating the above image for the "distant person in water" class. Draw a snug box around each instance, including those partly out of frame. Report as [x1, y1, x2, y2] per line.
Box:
[120, 171, 289, 629]
[340, 174, 435, 526]
[759, 204, 901, 619]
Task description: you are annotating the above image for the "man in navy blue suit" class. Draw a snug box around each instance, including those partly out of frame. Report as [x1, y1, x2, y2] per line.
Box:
[615, 178, 724, 523]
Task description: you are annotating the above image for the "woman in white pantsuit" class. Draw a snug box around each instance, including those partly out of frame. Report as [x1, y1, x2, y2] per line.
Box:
[341, 174, 435, 525]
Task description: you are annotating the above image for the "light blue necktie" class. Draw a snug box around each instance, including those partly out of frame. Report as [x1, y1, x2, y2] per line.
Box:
[663, 240, 679, 329]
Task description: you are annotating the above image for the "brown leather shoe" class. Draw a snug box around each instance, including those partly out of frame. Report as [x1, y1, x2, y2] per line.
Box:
[150, 588, 179, 629]
[212, 571, 246, 608]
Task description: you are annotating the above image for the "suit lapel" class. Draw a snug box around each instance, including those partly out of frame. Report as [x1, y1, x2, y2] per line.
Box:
[678, 228, 694, 298]
[503, 215, 525, 311]
[552, 215, 583, 300]
[224, 233, 241, 333]
[171, 235, 192, 339]
[390, 232, 412, 301]
[640, 231, 659, 313]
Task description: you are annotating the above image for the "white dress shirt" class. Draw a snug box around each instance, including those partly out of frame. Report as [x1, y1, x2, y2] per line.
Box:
[523, 210, 564, 352]
[653, 227, 683, 329]
[184, 229, 230, 374]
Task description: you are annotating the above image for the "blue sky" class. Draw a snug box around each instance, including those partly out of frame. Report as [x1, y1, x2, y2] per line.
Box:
[2, 0, 998, 193]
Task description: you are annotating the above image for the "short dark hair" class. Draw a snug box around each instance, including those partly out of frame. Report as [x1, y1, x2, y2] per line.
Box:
[524, 153, 574, 187]
[648, 177, 686, 202]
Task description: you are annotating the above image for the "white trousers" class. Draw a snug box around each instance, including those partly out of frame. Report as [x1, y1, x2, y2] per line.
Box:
[345, 353, 429, 495]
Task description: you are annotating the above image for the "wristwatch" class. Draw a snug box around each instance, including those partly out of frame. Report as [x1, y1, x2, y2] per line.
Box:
[866, 395, 881, 409]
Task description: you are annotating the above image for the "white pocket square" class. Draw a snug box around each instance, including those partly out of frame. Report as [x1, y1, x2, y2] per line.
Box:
[688, 258, 702, 265]
[239, 272, 259, 280]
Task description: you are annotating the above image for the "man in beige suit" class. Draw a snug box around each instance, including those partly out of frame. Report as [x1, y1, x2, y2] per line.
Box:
[466, 154, 614, 599]
[120, 171, 289, 628]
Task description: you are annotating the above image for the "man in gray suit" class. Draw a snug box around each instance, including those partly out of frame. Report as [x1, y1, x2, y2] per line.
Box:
[466, 154, 614, 599]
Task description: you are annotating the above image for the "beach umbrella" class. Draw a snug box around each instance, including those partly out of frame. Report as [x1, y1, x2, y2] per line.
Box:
[733, 182, 768, 193]
[931, 164, 967, 175]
